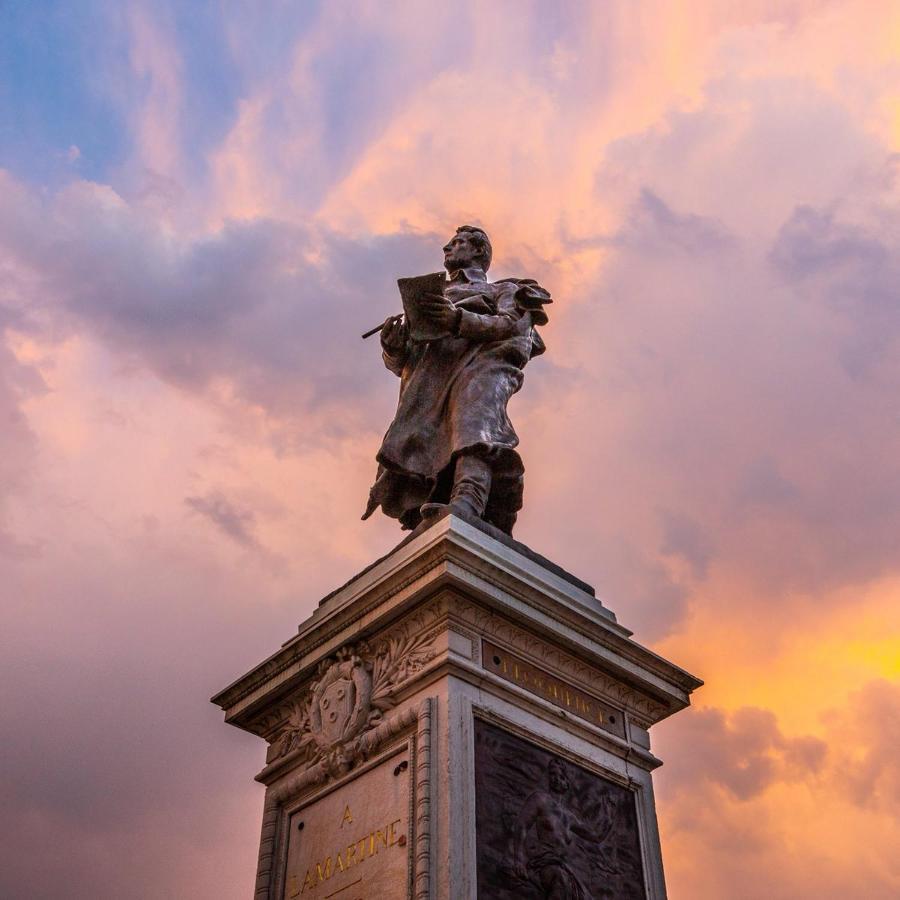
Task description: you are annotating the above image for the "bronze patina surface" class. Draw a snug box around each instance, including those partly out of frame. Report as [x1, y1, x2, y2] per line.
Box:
[474, 719, 647, 900]
[363, 225, 551, 536]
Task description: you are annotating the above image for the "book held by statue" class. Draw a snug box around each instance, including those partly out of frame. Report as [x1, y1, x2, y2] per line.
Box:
[397, 271, 448, 342]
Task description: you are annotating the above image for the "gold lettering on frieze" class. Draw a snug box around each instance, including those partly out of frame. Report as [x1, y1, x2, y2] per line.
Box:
[482, 640, 627, 739]
[290, 817, 405, 895]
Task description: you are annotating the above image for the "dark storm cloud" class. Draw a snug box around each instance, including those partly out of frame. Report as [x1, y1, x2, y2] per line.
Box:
[770, 202, 900, 375]
[1, 6, 900, 898]
[540, 173, 900, 626]
[0, 541, 271, 899]
[659, 705, 827, 800]
[185, 490, 259, 548]
[770, 205, 886, 277]
[732, 456, 799, 509]
[554, 188, 734, 258]
[659, 510, 714, 579]
[0, 177, 440, 429]
[622, 189, 735, 255]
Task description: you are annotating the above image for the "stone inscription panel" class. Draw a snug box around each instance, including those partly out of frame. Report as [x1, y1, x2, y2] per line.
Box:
[474, 719, 646, 900]
[483, 641, 627, 739]
[283, 752, 410, 899]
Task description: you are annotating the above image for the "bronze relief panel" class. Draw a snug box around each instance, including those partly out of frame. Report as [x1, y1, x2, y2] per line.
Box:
[474, 719, 647, 900]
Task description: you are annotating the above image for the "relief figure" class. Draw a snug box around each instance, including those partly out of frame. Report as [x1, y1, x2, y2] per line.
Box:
[474, 720, 647, 900]
[511, 758, 613, 899]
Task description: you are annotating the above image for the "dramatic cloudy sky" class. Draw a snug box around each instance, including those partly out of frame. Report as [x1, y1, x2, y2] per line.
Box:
[2, 2, 899, 897]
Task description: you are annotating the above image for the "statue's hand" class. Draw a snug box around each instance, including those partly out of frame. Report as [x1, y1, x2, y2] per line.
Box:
[420, 293, 462, 335]
[380, 315, 407, 353]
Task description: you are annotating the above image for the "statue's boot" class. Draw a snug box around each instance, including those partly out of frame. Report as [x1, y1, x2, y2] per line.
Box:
[449, 453, 492, 518]
[421, 453, 492, 522]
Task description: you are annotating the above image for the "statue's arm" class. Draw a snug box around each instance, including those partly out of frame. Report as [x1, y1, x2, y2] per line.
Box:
[456, 283, 528, 342]
[571, 817, 599, 841]
[455, 281, 550, 343]
[457, 306, 524, 342]
[511, 793, 540, 877]
[571, 801, 614, 844]
[380, 314, 409, 376]
[382, 347, 408, 376]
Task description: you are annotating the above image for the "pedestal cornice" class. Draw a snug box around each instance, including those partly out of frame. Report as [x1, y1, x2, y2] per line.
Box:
[212, 515, 701, 736]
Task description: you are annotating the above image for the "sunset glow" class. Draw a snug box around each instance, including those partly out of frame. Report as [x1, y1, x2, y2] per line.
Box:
[1, 3, 899, 898]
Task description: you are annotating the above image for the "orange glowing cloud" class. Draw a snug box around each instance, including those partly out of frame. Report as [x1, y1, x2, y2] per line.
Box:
[2, 2, 900, 898]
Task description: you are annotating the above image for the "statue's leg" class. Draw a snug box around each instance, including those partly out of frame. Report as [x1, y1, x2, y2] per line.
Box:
[420, 453, 492, 523]
[489, 508, 517, 536]
[448, 452, 492, 519]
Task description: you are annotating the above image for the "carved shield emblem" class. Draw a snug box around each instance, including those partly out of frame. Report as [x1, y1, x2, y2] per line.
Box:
[318, 677, 355, 744]
[268, 630, 439, 776]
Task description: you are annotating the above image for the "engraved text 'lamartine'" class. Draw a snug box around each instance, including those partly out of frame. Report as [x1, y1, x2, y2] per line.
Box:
[286, 804, 405, 897]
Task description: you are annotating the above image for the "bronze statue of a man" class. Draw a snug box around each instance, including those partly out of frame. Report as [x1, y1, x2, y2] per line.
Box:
[362, 225, 550, 535]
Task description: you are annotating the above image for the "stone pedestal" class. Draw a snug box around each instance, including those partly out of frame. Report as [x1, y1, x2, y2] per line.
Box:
[212, 513, 701, 899]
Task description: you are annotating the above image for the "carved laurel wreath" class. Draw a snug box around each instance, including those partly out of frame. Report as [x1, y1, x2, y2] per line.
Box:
[271, 626, 437, 774]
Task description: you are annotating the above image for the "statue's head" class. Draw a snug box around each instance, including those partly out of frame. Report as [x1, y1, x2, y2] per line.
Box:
[548, 758, 570, 795]
[443, 225, 492, 273]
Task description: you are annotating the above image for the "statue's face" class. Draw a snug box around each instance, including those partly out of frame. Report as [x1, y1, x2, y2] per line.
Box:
[443, 232, 481, 271]
[548, 763, 569, 795]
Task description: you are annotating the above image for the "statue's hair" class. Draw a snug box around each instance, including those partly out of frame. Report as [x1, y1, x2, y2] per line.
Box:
[455, 224, 492, 271]
[548, 758, 568, 777]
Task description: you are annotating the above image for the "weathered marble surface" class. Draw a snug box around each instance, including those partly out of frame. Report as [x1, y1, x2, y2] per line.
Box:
[282, 749, 410, 900]
[212, 515, 702, 899]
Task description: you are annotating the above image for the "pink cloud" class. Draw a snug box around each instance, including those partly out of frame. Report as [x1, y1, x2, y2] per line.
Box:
[2, 2, 900, 897]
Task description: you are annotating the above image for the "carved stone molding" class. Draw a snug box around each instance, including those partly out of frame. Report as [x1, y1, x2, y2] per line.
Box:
[214, 547, 451, 716]
[254, 698, 434, 900]
[452, 598, 668, 724]
[264, 604, 442, 776]
[413, 697, 432, 900]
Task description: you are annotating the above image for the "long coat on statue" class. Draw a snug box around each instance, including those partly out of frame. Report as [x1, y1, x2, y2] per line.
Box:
[363, 266, 550, 533]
